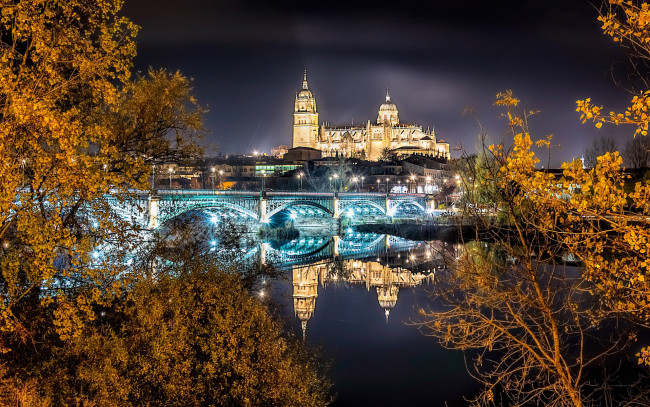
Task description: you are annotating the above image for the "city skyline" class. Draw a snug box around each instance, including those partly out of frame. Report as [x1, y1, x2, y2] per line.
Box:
[124, 1, 634, 165]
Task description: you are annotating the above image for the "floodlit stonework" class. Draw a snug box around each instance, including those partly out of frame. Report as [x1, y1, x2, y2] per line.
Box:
[292, 71, 450, 161]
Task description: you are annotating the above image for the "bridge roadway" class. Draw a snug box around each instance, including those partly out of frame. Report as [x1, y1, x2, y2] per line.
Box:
[109, 190, 437, 229]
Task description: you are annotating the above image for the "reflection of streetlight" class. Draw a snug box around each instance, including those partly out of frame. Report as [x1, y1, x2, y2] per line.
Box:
[211, 167, 215, 189]
[425, 176, 431, 194]
[21, 159, 26, 186]
[297, 172, 303, 190]
[168, 167, 174, 189]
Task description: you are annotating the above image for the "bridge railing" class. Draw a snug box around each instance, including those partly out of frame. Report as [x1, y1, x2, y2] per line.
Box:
[266, 191, 335, 197]
[156, 189, 258, 196]
[153, 189, 428, 198]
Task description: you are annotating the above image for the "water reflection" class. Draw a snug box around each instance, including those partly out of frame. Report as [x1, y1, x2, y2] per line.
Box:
[293, 259, 436, 339]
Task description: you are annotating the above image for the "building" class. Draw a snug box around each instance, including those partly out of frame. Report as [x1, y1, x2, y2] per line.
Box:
[292, 71, 450, 161]
[271, 145, 290, 158]
[284, 146, 322, 162]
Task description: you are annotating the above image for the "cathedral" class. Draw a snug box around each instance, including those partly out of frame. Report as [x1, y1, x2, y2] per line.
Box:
[292, 71, 450, 161]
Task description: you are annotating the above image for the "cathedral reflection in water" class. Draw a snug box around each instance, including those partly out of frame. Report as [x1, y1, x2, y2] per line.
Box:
[292, 257, 436, 339]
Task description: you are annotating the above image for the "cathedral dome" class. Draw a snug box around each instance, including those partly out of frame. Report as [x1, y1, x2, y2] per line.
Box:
[377, 89, 399, 125]
[379, 89, 398, 111]
[379, 99, 398, 112]
[297, 88, 313, 99]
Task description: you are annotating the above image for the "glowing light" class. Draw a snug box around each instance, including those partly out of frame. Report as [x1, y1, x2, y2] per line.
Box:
[210, 240, 216, 246]
[210, 215, 219, 224]
[290, 211, 297, 220]
[92, 251, 100, 259]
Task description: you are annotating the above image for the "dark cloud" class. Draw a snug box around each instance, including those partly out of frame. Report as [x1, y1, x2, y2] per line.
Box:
[122, 0, 636, 165]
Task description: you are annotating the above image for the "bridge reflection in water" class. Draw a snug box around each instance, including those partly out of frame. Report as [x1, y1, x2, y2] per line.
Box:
[236, 233, 454, 340]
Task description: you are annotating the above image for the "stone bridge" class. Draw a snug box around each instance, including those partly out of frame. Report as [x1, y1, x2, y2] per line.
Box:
[106, 190, 436, 229]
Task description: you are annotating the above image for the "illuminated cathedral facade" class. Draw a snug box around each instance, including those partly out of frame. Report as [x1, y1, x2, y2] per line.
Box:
[292, 71, 450, 161]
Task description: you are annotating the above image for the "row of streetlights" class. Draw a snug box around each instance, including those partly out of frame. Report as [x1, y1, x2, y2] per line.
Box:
[156, 165, 460, 193]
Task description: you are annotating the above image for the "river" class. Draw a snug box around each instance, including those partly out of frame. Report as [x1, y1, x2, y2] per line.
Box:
[163, 211, 479, 405]
[261, 232, 479, 406]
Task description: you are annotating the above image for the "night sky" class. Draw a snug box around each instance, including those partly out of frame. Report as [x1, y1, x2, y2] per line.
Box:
[123, 0, 634, 166]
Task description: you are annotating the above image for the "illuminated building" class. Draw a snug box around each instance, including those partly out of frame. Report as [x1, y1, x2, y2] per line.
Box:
[292, 71, 450, 161]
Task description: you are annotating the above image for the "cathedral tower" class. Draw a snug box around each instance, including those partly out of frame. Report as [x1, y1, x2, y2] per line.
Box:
[292, 70, 319, 149]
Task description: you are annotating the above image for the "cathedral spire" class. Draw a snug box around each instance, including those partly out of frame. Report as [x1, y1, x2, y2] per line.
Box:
[385, 87, 391, 103]
[302, 69, 309, 90]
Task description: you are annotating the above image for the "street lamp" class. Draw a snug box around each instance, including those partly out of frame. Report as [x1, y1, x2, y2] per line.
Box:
[376, 179, 380, 192]
[333, 173, 339, 191]
[297, 172, 303, 190]
[211, 167, 215, 189]
[361, 176, 365, 191]
[219, 170, 223, 189]
[385, 177, 389, 194]
[410, 175, 416, 193]
[328, 176, 332, 191]
[168, 167, 174, 189]
[261, 169, 266, 191]
[425, 176, 431, 194]
[151, 164, 156, 190]
[397, 180, 401, 193]
[352, 176, 358, 191]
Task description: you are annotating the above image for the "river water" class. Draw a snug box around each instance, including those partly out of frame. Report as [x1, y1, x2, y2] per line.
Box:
[261, 232, 479, 406]
[164, 211, 479, 405]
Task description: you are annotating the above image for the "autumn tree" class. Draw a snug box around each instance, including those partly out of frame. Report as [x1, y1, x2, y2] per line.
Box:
[419, 90, 650, 406]
[0, 257, 332, 406]
[0, 0, 203, 350]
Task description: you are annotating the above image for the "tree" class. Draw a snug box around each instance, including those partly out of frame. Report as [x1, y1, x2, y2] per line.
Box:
[1, 259, 332, 406]
[583, 136, 618, 168]
[0, 0, 203, 349]
[418, 91, 650, 406]
[379, 147, 397, 161]
[624, 135, 650, 168]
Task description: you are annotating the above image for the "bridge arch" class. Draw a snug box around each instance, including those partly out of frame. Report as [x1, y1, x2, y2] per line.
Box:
[339, 233, 386, 255]
[339, 200, 386, 216]
[389, 200, 426, 216]
[158, 201, 259, 228]
[266, 200, 333, 219]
